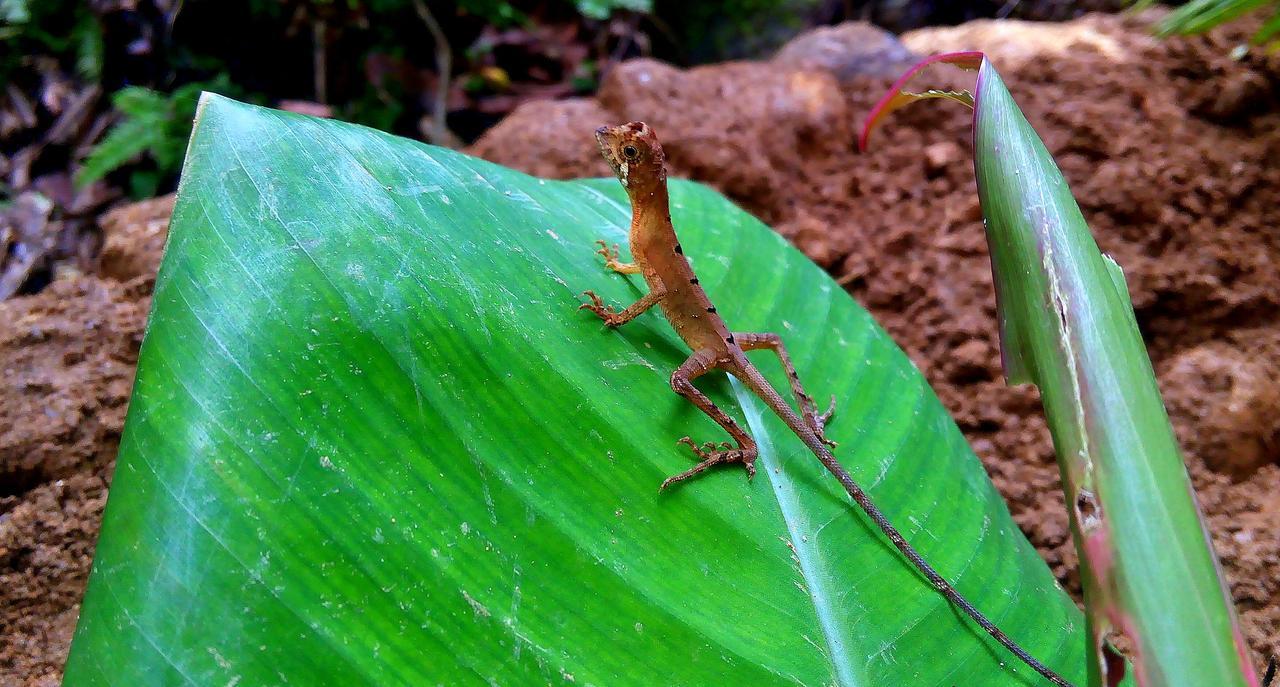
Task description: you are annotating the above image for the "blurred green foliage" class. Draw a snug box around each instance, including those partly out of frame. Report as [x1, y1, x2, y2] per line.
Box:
[1135, 0, 1280, 47]
[575, 0, 652, 20]
[457, 0, 531, 25]
[655, 0, 823, 63]
[77, 76, 245, 198]
[453, 0, 651, 24]
[0, 0, 104, 83]
[4, 0, 650, 200]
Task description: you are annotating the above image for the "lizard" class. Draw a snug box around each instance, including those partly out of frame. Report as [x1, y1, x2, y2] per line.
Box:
[579, 120, 1076, 687]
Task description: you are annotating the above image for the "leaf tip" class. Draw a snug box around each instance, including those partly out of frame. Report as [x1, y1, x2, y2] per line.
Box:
[859, 51, 986, 152]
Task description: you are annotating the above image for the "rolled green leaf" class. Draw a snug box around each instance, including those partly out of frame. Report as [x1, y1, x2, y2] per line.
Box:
[65, 94, 1089, 685]
[864, 55, 1260, 687]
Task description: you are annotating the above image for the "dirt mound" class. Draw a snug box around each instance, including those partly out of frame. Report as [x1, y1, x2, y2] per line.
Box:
[474, 11, 1280, 663]
[0, 198, 168, 685]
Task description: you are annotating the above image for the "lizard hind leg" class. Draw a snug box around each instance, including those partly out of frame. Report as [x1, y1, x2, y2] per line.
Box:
[661, 349, 758, 492]
[735, 332, 838, 449]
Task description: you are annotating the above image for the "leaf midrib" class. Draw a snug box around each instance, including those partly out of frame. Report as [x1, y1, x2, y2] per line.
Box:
[732, 379, 862, 687]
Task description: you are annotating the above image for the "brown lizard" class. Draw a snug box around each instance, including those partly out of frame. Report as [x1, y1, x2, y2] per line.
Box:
[579, 121, 1076, 687]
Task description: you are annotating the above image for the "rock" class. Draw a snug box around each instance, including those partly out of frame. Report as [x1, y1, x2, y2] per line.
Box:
[772, 21, 918, 81]
[1160, 340, 1280, 478]
[0, 192, 55, 299]
[598, 59, 849, 139]
[97, 194, 174, 282]
[0, 277, 147, 484]
[923, 140, 962, 173]
[900, 13, 1150, 67]
[595, 58, 850, 217]
[467, 98, 615, 180]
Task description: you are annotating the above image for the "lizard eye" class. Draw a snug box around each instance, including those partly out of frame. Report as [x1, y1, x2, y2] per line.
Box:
[621, 144, 639, 160]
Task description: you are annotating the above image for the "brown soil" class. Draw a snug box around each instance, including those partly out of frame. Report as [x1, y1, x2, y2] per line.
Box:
[0, 197, 170, 685]
[2, 12, 1277, 684]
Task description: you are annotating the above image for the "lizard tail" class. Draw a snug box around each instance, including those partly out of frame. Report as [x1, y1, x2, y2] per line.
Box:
[733, 362, 1076, 687]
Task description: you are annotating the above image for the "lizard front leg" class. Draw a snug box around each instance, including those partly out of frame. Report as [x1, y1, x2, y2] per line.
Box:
[736, 332, 837, 448]
[578, 280, 667, 328]
[595, 240, 641, 274]
[661, 348, 758, 491]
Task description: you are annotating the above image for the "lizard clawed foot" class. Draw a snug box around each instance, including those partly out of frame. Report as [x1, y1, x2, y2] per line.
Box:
[595, 239, 620, 262]
[594, 239, 632, 273]
[660, 436, 758, 491]
[804, 394, 838, 449]
[578, 290, 621, 327]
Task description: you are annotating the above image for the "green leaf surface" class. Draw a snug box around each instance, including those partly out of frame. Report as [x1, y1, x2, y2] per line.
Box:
[66, 95, 1089, 686]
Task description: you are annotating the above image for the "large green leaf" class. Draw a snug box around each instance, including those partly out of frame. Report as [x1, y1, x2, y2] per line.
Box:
[66, 95, 1089, 686]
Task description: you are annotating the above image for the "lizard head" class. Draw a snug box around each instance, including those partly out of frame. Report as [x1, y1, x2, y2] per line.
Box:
[595, 122, 667, 196]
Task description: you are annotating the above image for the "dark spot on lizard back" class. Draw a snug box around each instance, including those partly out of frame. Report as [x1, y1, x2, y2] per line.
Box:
[706, 306, 717, 313]
[690, 278, 699, 285]
[674, 243, 683, 254]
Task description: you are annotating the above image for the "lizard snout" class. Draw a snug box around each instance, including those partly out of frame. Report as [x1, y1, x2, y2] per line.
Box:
[595, 127, 622, 170]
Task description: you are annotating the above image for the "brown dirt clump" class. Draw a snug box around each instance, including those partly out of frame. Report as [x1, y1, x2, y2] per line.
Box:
[0, 198, 169, 685]
[473, 11, 1280, 663]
